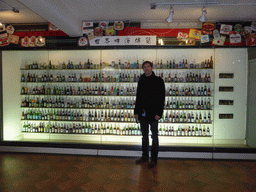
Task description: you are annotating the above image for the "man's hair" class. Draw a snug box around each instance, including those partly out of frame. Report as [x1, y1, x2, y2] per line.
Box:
[142, 61, 153, 68]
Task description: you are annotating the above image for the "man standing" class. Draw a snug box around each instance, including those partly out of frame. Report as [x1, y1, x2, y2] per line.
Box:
[134, 61, 165, 168]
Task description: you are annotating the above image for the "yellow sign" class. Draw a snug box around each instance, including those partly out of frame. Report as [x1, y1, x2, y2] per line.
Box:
[189, 29, 201, 40]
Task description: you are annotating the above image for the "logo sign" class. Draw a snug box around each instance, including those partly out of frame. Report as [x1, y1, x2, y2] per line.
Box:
[229, 31, 241, 44]
[177, 32, 188, 41]
[220, 24, 232, 35]
[200, 34, 210, 43]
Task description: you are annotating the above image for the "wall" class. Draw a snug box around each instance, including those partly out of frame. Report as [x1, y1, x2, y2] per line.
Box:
[247, 58, 256, 147]
[214, 49, 248, 145]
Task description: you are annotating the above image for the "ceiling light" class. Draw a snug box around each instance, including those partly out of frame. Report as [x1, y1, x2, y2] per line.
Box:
[166, 7, 174, 23]
[199, 8, 207, 22]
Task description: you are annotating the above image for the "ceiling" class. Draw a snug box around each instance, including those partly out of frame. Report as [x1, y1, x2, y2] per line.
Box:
[0, 0, 256, 37]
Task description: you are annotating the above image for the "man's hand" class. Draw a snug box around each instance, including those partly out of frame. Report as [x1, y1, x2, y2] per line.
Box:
[155, 115, 161, 120]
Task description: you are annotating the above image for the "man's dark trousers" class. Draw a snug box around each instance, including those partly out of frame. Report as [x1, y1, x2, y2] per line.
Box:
[140, 117, 159, 162]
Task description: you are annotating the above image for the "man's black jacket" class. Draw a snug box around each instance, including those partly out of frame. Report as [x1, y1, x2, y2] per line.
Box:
[134, 71, 165, 121]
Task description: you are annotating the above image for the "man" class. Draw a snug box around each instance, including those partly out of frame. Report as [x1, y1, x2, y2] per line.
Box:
[134, 61, 165, 168]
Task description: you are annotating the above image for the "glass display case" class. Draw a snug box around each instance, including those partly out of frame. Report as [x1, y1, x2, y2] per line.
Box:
[0, 48, 249, 149]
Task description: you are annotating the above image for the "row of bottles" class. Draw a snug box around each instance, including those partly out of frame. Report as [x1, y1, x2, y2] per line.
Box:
[22, 109, 137, 122]
[21, 97, 136, 109]
[22, 122, 142, 135]
[21, 85, 137, 96]
[22, 122, 211, 137]
[165, 98, 211, 110]
[158, 125, 210, 136]
[21, 96, 211, 110]
[168, 85, 211, 96]
[25, 60, 96, 70]
[21, 85, 212, 97]
[21, 72, 142, 83]
[21, 71, 211, 83]
[24, 56, 213, 71]
[162, 72, 211, 83]
[161, 111, 212, 123]
[25, 59, 142, 70]
[152, 57, 213, 69]
[21, 109, 212, 123]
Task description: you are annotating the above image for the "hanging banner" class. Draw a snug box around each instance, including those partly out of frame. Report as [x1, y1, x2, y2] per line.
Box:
[89, 36, 156, 46]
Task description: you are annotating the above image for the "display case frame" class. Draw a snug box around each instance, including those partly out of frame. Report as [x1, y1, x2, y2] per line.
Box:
[1, 47, 255, 160]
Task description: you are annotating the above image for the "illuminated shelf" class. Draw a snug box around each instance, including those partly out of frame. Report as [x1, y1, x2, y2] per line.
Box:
[21, 119, 212, 124]
[21, 107, 212, 110]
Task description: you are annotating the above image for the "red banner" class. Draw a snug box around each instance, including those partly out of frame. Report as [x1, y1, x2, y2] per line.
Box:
[118, 27, 190, 37]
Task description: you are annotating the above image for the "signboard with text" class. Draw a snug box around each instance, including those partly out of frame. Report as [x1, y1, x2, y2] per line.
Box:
[89, 36, 156, 46]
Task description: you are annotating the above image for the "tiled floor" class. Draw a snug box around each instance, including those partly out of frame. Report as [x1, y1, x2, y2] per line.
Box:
[0, 153, 255, 192]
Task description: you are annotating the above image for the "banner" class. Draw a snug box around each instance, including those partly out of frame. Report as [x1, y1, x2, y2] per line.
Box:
[89, 36, 156, 46]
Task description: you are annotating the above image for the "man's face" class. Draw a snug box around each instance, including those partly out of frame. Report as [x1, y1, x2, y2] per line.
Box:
[143, 63, 153, 76]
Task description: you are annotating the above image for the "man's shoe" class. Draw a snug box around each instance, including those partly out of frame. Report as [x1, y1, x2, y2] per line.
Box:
[135, 156, 149, 165]
[148, 161, 157, 168]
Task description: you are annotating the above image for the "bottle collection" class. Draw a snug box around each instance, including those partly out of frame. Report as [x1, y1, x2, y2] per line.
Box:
[21, 97, 136, 109]
[21, 96, 211, 110]
[21, 109, 136, 123]
[158, 124, 210, 136]
[21, 108, 212, 124]
[21, 71, 211, 84]
[23, 56, 213, 71]
[21, 71, 141, 83]
[167, 85, 211, 97]
[22, 122, 142, 135]
[22, 122, 210, 137]
[21, 57, 214, 138]
[165, 98, 211, 110]
[161, 111, 212, 123]
[21, 85, 137, 96]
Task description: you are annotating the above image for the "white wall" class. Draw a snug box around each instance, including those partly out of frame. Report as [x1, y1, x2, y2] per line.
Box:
[2, 51, 49, 140]
[247, 58, 256, 147]
[214, 48, 247, 143]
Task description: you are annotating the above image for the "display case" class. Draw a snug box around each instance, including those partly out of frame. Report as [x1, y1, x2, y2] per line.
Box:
[1, 48, 248, 148]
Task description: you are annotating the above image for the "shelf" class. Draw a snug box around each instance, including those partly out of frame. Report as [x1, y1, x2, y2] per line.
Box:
[20, 67, 214, 71]
[21, 94, 212, 97]
[21, 119, 212, 124]
[21, 81, 213, 84]
[22, 132, 212, 137]
[20, 81, 139, 84]
[21, 107, 212, 110]
[21, 94, 137, 97]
